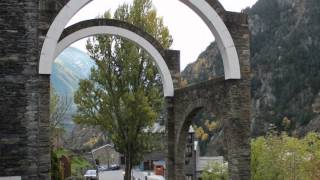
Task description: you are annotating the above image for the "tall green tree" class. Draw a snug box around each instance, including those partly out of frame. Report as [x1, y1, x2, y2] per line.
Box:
[73, 0, 172, 179]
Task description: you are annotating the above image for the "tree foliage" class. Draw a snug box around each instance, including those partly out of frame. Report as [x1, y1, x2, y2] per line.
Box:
[50, 89, 72, 179]
[201, 161, 228, 180]
[251, 132, 320, 180]
[73, 0, 172, 179]
[50, 88, 71, 148]
[192, 110, 220, 155]
[201, 132, 320, 180]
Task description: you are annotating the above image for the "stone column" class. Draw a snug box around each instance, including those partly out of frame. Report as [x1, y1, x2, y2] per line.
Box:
[165, 97, 176, 180]
[164, 50, 181, 89]
[38, 75, 51, 180]
[0, 0, 39, 179]
[0, 0, 55, 179]
[175, 126, 188, 180]
[223, 80, 251, 180]
[224, 12, 251, 180]
[37, 1, 62, 179]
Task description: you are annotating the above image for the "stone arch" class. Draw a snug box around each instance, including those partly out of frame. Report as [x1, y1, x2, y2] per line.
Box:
[39, 0, 241, 80]
[175, 106, 204, 179]
[54, 19, 174, 97]
[174, 96, 226, 179]
[170, 76, 252, 179]
[175, 99, 207, 146]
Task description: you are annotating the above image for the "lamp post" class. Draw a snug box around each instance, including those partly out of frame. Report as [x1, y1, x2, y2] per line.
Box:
[188, 126, 196, 180]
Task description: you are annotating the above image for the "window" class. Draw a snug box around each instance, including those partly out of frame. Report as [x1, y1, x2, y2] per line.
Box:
[186, 175, 193, 180]
[186, 144, 193, 157]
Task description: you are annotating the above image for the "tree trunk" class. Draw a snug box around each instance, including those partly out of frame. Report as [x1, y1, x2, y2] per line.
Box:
[124, 152, 132, 180]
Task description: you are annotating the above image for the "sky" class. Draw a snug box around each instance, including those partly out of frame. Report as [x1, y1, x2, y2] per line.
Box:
[67, 0, 258, 70]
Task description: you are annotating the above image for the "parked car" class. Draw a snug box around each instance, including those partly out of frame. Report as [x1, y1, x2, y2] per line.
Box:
[84, 169, 98, 180]
[98, 165, 108, 172]
[110, 164, 120, 170]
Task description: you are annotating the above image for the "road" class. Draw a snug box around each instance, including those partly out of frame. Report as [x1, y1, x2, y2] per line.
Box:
[99, 169, 148, 180]
[99, 170, 123, 180]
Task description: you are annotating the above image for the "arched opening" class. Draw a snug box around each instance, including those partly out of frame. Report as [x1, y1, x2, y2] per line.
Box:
[176, 106, 228, 180]
[39, 0, 249, 179]
[39, 0, 241, 80]
[50, 19, 173, 179]
[176, 107, 203, 180]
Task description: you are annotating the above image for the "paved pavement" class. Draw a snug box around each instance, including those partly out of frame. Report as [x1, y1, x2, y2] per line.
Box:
[99, 170, 123, 180]
[99, 169, 149, 180]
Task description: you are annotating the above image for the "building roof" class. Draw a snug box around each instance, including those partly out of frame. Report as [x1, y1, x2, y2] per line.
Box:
[91, 144, 114, 153]
[143, 152, 166, 161]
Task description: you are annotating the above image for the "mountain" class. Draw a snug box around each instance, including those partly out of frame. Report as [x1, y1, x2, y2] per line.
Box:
[51, 47, 110, 150]
[181, 0, 320, 139]
[52, 47, 94, 95]
[51, 47, 95, 132]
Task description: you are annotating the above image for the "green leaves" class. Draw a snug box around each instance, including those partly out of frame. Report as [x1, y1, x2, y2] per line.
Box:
[201, 161, 228, 180]
[251, 132, 320, 180]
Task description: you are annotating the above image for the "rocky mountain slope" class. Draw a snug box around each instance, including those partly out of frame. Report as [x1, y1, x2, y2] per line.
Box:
[52, 47, 107, 150]
[182, 0, 320, 138]
[51, 47, 95, 132]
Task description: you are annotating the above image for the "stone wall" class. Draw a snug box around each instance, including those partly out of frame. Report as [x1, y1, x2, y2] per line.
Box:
[0, 0, 64, 179]
[0, 1, 51, 179]
[167, 7, 251, 180]
[164, 50, 181, 89]
[0, 0, 250, 179]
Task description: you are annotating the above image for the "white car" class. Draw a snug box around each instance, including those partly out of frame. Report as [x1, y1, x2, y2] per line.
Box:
[84, 169, 98, 180]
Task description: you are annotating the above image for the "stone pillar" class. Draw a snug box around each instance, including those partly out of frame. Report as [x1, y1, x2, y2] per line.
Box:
[0, 1, 52, 179]
[0, 0, 38, 178]
[38, 75, 51, 180]
[164, 50, 181, 89]
[39, 0, 64, 51]
[224, 11, 251, 180]
[165, 97, 176, 180]
[175, 125, 188, 180]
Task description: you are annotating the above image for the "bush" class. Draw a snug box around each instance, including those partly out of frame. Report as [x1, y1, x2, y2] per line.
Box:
[201, 161, 228, 180]
[251, 132, 320, 180]
[51, 148, 93, 178]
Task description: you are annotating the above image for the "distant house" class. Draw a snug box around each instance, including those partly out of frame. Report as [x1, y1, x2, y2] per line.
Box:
[140, 123, 166, 175]
[137, 125, 225, 180]
[196, 156, 224, 178]
[140, 152, 165, 169]
[91, 144, 120, 167]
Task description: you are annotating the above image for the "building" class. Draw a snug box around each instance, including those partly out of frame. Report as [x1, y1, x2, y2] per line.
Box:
[196, 156, 224, 178]
[91, 144, 120, 167]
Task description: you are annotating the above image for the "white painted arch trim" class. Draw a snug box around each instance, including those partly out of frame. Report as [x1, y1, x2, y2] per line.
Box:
[180, 0, 241, 79]
[55, 26, 174, 97]
[39, 0, 241, 87]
